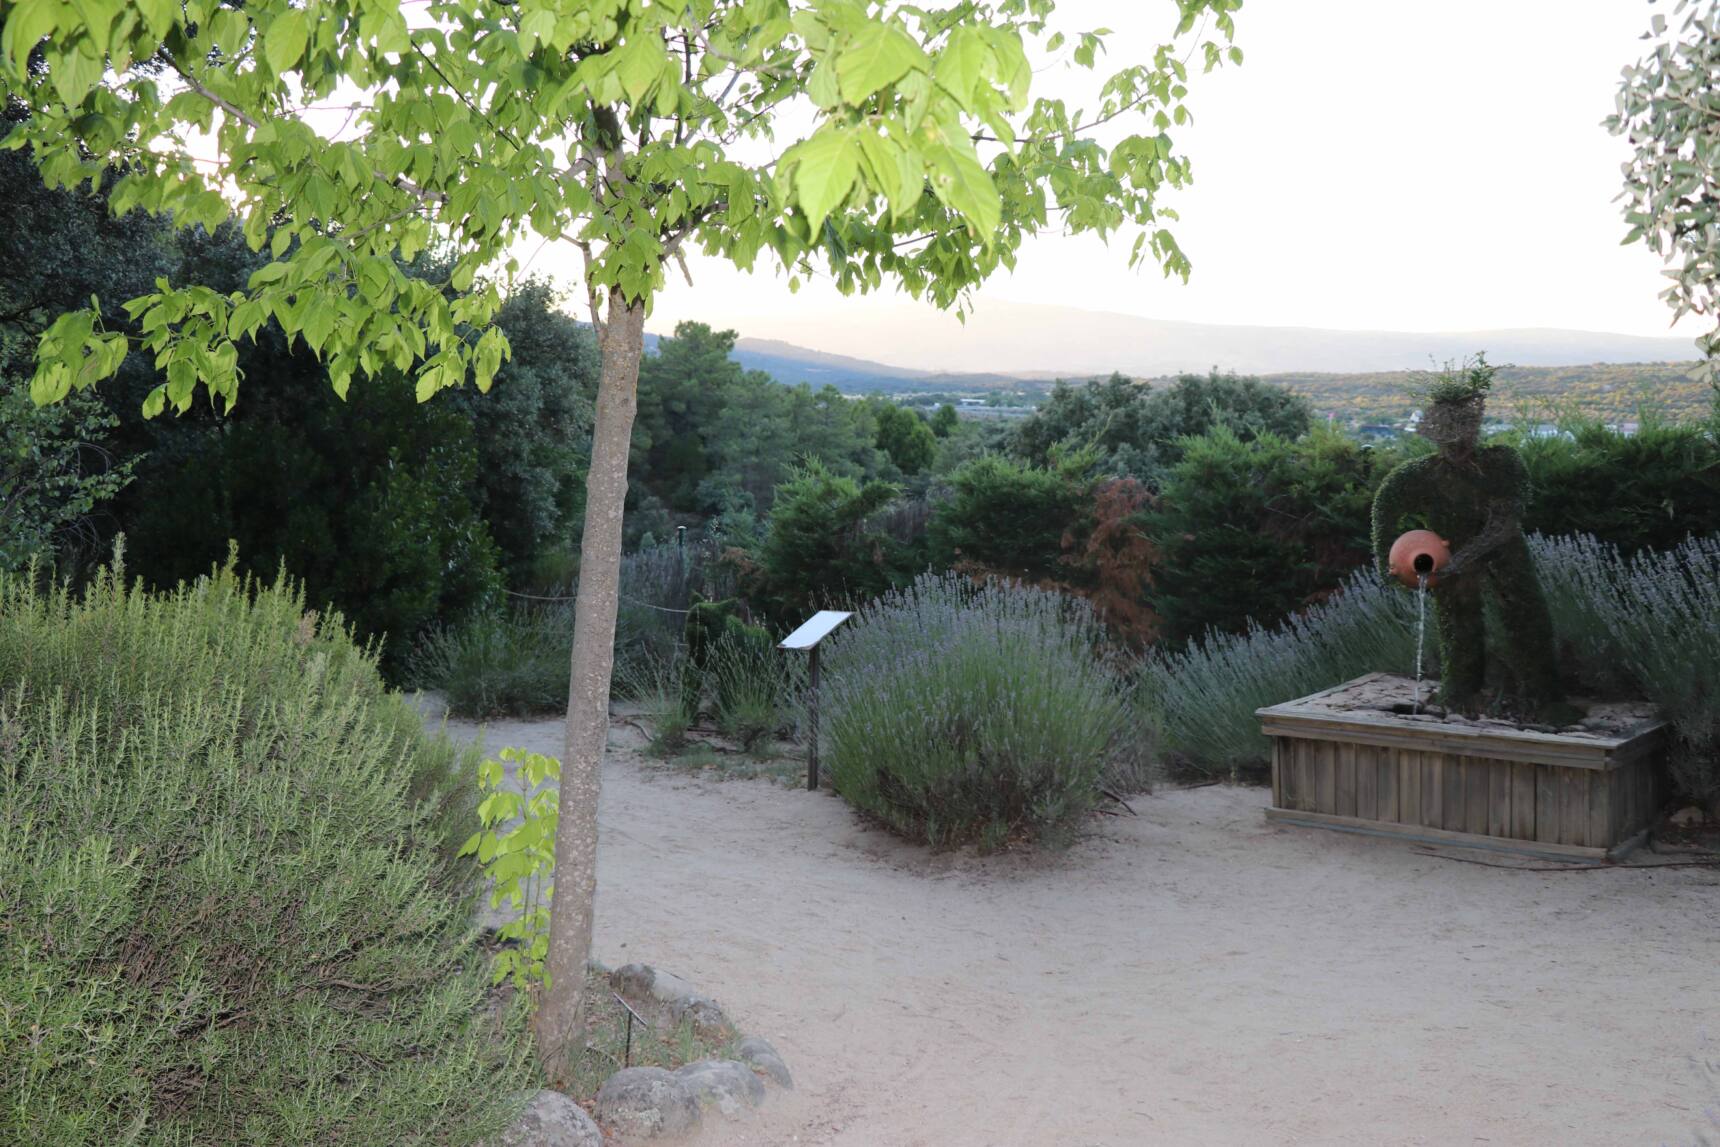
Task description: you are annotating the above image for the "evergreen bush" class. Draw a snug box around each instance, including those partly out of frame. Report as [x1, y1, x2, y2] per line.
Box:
[822, 573, 1144, 848]
[0, 552, 530, 1145]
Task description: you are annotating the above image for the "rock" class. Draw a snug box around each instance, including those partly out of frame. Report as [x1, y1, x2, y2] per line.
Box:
[608, 963, 736, 1041]
[673, 1059, 766, 1117]
[492, 1090, 604, 1147]
[735, 1036, 794, 1089]
[1670, 805, 1707, 827]
[595, 1068, 701, 1140]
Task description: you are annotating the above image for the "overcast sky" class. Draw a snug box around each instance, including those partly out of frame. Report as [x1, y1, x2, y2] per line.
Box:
[526, 0, 1693, 366]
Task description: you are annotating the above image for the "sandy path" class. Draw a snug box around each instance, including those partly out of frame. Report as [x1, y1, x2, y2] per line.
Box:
[445, 712, 1719, 1147]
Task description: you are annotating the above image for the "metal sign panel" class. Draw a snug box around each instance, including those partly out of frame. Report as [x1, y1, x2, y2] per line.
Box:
[778, 609, 852, 650]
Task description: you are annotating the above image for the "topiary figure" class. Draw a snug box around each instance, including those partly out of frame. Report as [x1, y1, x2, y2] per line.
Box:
[1370, 357, 1568, 718]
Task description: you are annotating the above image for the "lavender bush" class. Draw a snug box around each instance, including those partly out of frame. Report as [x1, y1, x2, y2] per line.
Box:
[821, 572, 1144, 848]
[1141, 572, 1425, 778]
[1534, 532, 1720, 807]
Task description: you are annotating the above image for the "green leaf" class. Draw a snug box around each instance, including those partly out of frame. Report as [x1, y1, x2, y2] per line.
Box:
[926, 140, 1001, 240]
[836, 21, 926, 105]
[614, 34, 666, 103]
[788, 128, 858, 235]
[4, 0, 60, 80]
[264, 8, 308, 75]
[519, 9, 556, 53]
[933, 27, 988, 109]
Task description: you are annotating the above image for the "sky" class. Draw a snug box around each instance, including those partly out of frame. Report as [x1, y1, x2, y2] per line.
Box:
[522, 0, 1694, 368]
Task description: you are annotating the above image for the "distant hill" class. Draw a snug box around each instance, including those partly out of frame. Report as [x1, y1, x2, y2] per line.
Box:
[709, 298, 1701, 380]
[730, 337, 1028, 393]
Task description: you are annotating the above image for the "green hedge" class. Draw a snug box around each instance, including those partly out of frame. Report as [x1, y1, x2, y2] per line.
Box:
[0, 552, 529, 1145]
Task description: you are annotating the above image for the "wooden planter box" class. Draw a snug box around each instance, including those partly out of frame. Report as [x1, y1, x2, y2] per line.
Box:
[1257, 674, 1666, 861]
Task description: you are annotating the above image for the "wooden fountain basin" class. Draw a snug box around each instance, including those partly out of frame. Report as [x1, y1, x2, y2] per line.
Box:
[1257, 673, 1667, 861]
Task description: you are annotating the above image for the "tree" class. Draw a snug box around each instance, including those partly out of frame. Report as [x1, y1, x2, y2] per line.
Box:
[930, 401, 959, 437]
[4, 0, 1242, 1075]
[1011, 369, 1312, 483]
[1608, 0, 1720, 391]
[872, 397, 937, 473]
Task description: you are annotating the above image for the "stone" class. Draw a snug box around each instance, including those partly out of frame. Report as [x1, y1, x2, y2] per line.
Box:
[594, 1067, 701, 1140]
[734, 1036, 794, 1089]
[1669, 805, 1707, 827]
[608, 963, 736, 1042]
[492, 1090, 604, 1147]
[672, 1059, 766, 1118]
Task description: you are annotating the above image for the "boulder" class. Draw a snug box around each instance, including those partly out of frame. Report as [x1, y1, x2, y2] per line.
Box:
[492, 1090, 604, 1147]
[608, 963, 736, 1042]
[734, 1036, 794, 1089]
[594, 1067, 701, 1140]
[673, 1059, 766, 1118]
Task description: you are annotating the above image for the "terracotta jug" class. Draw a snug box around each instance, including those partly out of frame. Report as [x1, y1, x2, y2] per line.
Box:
[1388, 529, 1451, 588]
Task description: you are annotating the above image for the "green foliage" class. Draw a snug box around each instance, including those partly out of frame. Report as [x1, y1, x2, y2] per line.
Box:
[930, 403, 959, 438]
[751, 460, 912, 623]
[634, 324, 886, 524]
[707, 625, 801, 753]
[872, 400, 937, 475]
[461, 747, 561, 991]
[824, 573, 1145, 847]
[0, 551, 529, 1145]
[1011, 370, 1313, 483]
[1514, 419, 1720, 552]
[1140, 570, 1427, 778]
[930, 452, 1092, 580]
[1418, 354, 1495, 407]
[1146, 426, 1385, 644]
[409, 604, 573, 718]
[1535, 533, 1720, 808]
[1607, 0, 1720, 385]
[0, 383, 132, 571]
[3, 0, 1243, 414]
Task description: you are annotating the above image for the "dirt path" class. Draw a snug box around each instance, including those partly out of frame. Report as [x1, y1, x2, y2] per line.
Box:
[445, 712, 1719, 1147]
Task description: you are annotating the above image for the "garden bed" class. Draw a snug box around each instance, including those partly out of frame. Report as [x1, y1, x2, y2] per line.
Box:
[1258, 673, 1667, 860]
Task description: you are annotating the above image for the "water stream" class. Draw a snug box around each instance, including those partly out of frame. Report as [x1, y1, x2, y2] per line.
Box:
[1412, 573, 1429, 714]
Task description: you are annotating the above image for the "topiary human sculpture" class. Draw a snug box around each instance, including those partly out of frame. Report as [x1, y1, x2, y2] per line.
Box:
[1370, 358, 1568, 717]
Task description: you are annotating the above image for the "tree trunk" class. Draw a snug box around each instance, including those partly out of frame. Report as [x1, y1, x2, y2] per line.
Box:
[536, 288, 646, 1081]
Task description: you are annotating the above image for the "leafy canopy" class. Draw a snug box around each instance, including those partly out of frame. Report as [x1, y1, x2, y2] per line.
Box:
[1607, 0, 1720, 383]
[2, 0, 1241, 414]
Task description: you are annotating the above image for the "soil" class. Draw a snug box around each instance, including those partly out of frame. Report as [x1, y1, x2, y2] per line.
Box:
[1294, 673, 1663, 739]
[437, 704, 1720, 1147]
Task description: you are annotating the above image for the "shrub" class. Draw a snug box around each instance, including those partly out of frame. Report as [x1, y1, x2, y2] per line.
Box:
[929, 450, 1093, 581]
[823, 573, 1144, 848]
[706, 625, 802, 752]
[1141, 570, 1426, 778]
[0, 552, 529, 1146]
[1533, 532, 1720, 807]
[410, 603, 573, 718]
[1515, 419, 1720, 553]
[1144, 425, 1385, 645]
[750, 460, 911, 624]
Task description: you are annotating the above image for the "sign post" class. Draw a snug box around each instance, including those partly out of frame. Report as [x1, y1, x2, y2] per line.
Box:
[778, 610, 852, 791]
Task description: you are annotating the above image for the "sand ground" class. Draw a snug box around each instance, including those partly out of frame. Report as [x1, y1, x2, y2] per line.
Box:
[442, 709, 1719, 1147]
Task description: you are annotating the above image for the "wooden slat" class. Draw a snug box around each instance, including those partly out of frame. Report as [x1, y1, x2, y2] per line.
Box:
[1271, 738, 1284, 809]
[1355, 743, 1378, 821]
[1422, 753, 1443, 829]
[1561, 766, 1589, 847]
[1465, 757, 1491, 837]
[1377, 746, 1399, 823]
[1488, 759, 1512, 838]
[1512, 761, 1537, 841]
[1335, 741, 1357, 818]
[1443, 754, 1467, 833]
[1264, 807, 1611, 862]
[1588, 770, 1611, 849]
[1317, 740, 1338, 815]
[1256, 708, 1644, 769]
[1399, 749, 1422, 827]
[1536, 767, 1561, 844]
[1298, 740, 1316, 813]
